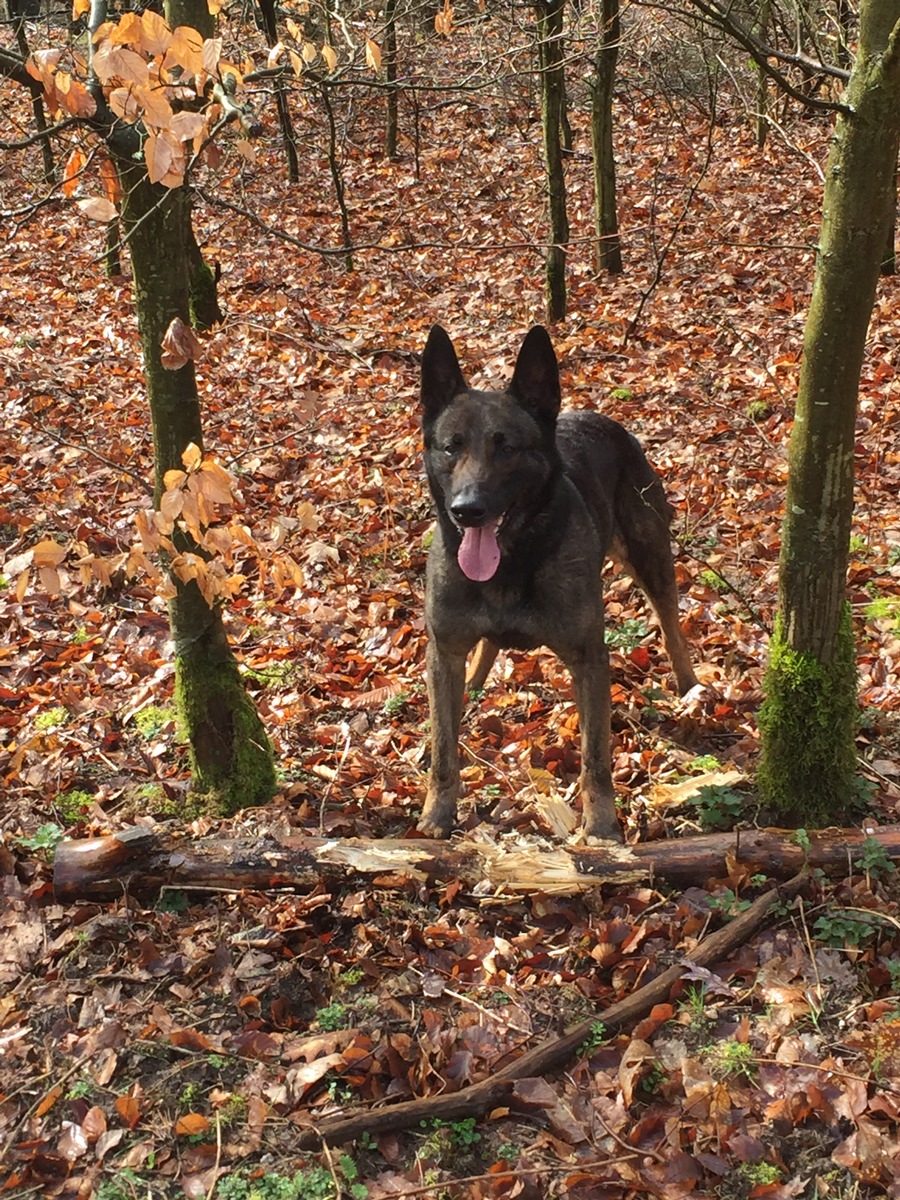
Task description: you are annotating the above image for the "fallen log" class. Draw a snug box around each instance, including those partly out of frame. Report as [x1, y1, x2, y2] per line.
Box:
[294, 874, 807, 1149]
[53, 822, 897, 902]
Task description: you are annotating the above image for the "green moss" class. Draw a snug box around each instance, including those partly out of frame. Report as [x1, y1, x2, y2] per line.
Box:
[757, 604, 859, 825]
[174, 644, 276, 818]
[133, 705, 176, 740]
[55, 789, 94, 822]
[35, 706, 68, 731]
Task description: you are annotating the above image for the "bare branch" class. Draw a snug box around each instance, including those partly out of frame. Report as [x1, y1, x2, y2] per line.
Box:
[0, 115, 82, 150]
[677, 0, 851, 113]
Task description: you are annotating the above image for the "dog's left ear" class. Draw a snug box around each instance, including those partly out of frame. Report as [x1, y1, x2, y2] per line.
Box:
[509, 326, 561, 426]
[421, 325, 467, 423]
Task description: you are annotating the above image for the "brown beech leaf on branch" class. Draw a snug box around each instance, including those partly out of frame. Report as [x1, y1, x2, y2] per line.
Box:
[76, 197, 118, 223]
[160, 317, 203, 369]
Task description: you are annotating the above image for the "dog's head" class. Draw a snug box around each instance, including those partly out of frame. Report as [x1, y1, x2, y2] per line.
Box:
[420, 324, 561, 437]
[420, 326, 563, 582]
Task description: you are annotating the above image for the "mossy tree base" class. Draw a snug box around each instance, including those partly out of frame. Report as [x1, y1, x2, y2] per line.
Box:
[757, 607, 859, 827]
[172, 585, 275, 818]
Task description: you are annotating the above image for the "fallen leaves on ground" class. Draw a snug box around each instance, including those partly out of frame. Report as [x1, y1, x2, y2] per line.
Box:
[3, 7, 900, 1199]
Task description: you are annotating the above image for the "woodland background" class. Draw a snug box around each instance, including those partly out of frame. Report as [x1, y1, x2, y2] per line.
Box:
[4, 0, 900, 1197]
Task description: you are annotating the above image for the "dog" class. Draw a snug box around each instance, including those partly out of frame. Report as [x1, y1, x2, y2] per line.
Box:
[418, 324, 697, 842]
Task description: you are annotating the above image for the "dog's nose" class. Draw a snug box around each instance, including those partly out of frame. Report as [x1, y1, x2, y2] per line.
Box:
[450, 497, 487, 526]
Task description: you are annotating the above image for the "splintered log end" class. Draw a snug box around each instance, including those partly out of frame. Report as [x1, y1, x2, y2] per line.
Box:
[53, 826, 158, 902]
[466, 842, 643, 893]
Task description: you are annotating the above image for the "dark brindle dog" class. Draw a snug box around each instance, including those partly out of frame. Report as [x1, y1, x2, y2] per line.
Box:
[419, 324, 697, 841]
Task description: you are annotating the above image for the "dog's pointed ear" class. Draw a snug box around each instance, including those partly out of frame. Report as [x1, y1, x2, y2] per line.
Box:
[421, 325, 467, 423]
[509, 326, 560, 426]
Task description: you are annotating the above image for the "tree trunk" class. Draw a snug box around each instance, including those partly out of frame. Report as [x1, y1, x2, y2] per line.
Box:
[113, 161, 275, 817]
[51, 823, 900, 902]
[321, 82, 354, 271]
[255, 0, 300, 183]
[12, 13, 55, 181]
[589, 0, 622, 275]
[385, 0, 399, 159]
[882, 166, 897, 276]
[536, 0, 569, 321]
[753, 0, 772, 148]
[758, 4, 900, 824]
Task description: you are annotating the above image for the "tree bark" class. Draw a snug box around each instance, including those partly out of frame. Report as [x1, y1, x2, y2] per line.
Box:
[385, 0, 399, 160]
[12, 14, 54, 181]
[753, 0, 772, 148]
[112, 160, 275, 818]
[536, 0, 569, 321]
[255, 0, 300, 183]
[51, 823, 900, 902]
[589, 0, 622, 275]
[759, 4, 900, 823]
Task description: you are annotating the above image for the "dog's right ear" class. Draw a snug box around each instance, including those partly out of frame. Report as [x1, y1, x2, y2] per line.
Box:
[421, 325, 467, 422]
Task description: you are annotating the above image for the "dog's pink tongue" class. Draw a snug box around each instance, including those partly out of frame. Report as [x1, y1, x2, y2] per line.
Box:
[458, 522, 501, 582]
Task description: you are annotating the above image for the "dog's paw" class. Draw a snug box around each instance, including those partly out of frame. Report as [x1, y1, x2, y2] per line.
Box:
[416, 816, 453, 839]
[581, 831, 625, 847]
[579, 819, 623, 845]
[417, 801, 457, 839]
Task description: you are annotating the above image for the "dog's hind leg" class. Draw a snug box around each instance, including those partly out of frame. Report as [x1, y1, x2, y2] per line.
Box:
[466, 639, 499, 692]
[613, 484, 698, 696]
[420, 640, 468, 838]
[619, 549, 697, 695]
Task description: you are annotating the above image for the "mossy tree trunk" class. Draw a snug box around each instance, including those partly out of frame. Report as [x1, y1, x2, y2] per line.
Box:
[589, 0, 622, 275]
[112, 164, 275, 818]
[758, 3, 900, 824]
[536, 0, 569, 321]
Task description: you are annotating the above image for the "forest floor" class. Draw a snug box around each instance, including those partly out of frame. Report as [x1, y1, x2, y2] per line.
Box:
[4, 8, 900, 1199]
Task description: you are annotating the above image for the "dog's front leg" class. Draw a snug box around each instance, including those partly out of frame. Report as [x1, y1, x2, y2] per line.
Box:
[419, 638, 468, 838]
[565, 637, 622, 842]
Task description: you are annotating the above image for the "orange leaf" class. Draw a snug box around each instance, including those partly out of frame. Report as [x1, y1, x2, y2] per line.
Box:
[99, 158, 122, 205]
[35, 1084, 63, 1118]
[39, 566, 61, 595]
[195, 460, 234, 505]
[83, 1106, 107, 1143]
[168, 26, 204, 78]
[365, 38, 382, 71]
[32, 538, 67, 568]
[115, 1094, 140, 1129]
[139, 8, 173, 57]
[201, 36, 222, 75]
[175, 1112, 209, 1137]
[62, 148, 87, 197]
[170, 1028, 212, 1051]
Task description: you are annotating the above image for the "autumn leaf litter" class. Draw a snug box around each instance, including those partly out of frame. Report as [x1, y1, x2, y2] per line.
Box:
[3, 14, 900, 1200]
